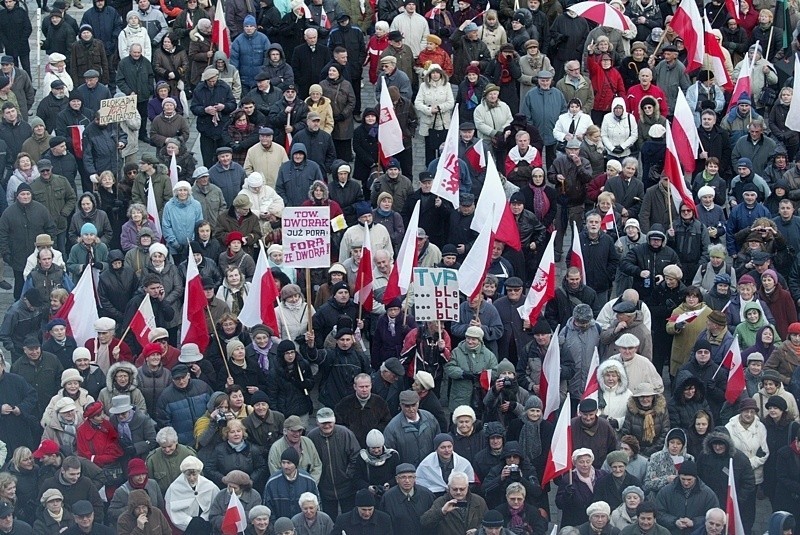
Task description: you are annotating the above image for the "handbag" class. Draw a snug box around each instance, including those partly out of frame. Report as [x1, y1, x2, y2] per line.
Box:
[758, 72, 777, 108]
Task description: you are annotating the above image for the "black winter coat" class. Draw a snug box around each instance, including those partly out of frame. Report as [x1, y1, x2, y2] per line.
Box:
[54, 107, 92, 155]
[70, 39, 111, 86]
[83, 122, 128, 181]
[0, 5, 32, 57]
[311, 297, 359, 346]
[265, 357, 314, 417]
[575, 230, 619, 294]
[619, 242, 681, 301]
[190, 80, 237, 139]
[205, 440, 268, 490]
[0, 119, 32, 170]
[221, 357, 268, 405]
[116, 56, 155, 103]
[305, 345, 371, 408]
[98, 264, 139, 323]
[668, 371, 712, 430]
[37, 94, 69, 134]
[0, 200, 56, 271]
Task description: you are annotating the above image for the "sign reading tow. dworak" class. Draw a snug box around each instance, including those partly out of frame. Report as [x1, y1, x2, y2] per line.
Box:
[282, 207, 331, 268]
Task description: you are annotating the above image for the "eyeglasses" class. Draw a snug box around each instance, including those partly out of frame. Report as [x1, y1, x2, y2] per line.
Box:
[680, 209, 693, 213]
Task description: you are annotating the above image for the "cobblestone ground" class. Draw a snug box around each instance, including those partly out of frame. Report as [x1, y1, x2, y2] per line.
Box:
[0, 5, 778, 530]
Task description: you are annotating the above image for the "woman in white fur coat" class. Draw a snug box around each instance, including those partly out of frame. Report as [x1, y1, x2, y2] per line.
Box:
[597, 359, 632, 434]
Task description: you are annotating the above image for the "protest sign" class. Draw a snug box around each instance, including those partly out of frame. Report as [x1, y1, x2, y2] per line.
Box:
[413, 267, 460, 321]
[97, 95, 138, 125]
[282, 207, 331, 268]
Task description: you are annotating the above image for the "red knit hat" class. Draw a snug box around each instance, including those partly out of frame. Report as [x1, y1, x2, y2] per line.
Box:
[128, 458, 148, 476]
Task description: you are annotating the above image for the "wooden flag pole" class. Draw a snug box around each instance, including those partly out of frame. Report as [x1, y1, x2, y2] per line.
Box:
[305, 267, 313, 334]
[207, 306, 232, 379]
[357, 268, 365, 321]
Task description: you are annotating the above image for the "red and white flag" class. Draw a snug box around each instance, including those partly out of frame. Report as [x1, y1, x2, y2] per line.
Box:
[220, 491, 247, 535]
[601, 211, 616, 232]
[581, 348, 600, 402]
[128, 294, 156, 348]
[146, 177, 162, 237]
[212, 0, 231, 57]
[518, 232, 557, 324]
[541, 396, 572, 487]
[471, 152, 522, 250]
[465, 139, 487, 172]
[424, 5, 440, 18]
[540, 324, 562, 421]
[728, 44, 754, 112]
[320, 5, 331, 28]
[239, 246, 280, 334]
[432, 104, 462, 207]
[665, 121, 697, 216]
[377, 82, 405, 167]
[721, 337, 745, 404]
[726, 457, 746, 535]
[69, 125, 85, 159]
[668, 308, 704, 323]
[180, 244, 210, 353]
[704, 15, 734, 91]
[458, 214, 494, 301]
[54, 265, 99, 346]
[671, 0, 704, 71]
[672, 88, 701, 174]
[383, 200, 419, 304]
[725, 0, 740, 23]
[569, 220, 586, 282]
[479, 369, 494, 392]
[168, 153, 179, 188]
[353, 224, 374, 312]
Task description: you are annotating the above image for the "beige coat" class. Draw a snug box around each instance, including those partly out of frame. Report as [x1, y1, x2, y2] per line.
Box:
[243, 142, 289, 188]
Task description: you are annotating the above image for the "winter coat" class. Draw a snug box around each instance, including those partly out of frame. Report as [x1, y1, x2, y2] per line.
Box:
[155, 379, 213, 445]
[230, 31, 270, 88]
[383, 408, 441, 466]
[190, 77, 237, 139]
[696, 429, 756, 510]
[162, 195, 203, 255]
[597, 359, 632, 430]
[205, 440, 268, 489]
[420, 491, 487, 535]
[653, 477, 719, 535]
[620, 395, 670, 457]
[187, 28, 213, 85]
[96, 362, 148, 415]
[261, 46, 295, 89]
[164, 473, 218, 531]
[82, 122, 127, 178]
[0, 4, 31, 57]
[725, 413, 769, 483]
[556, 469, 608, 527]
[668, 372, 712, 430]
[275, 144, 325, 206]
[643, 429, 695, 496]
[31, 174, 77, 236]
[116, 489, 171, 535]
[262, 469, 319, 520]
[70, 39, 110, 86]
[0, 200, 56, 271]
[304, 344, 371, 408]
[414, 69, 455, 137]
[520, 86, 566, 146]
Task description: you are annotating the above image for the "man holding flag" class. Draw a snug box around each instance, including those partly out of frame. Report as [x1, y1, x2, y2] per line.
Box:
[547, 138, 593, 262]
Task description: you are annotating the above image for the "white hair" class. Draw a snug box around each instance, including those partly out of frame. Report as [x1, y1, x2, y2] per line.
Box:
[298, 492, 319, 507]
[448, 471, 469, 486]
[156, 427, 178, 445]
[706, 508, 727, 523]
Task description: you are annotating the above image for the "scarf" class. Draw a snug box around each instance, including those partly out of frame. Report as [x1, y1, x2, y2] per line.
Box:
[48, 508, 64, 522]
[117, 409, 134, 441]
[253, 342, 271, 372]
[519, 418, 543, 461]
[576, 467, 596, 492]
[130, 474, 149, 489]
[95, 340, 110, 373]
[58, 415, 77, 450]
[466, 82, 479, 110]
[529, 183, 552, 230]
[498, 53, 512, 84]
[228, 440, 246, 452]
[376, 208, 392, 217]
[508, 504, 526, 532]
[639, 403, 656, 444]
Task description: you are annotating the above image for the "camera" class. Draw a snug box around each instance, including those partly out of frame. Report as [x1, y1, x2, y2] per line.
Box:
[508, 464, 519, 472]
[501, 377, 513, 387]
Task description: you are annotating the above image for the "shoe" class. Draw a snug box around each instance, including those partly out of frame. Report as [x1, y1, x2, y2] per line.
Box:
[73, 2, 83, 7]
[0, 280, 11, 290]
[138, 135, 151, 144]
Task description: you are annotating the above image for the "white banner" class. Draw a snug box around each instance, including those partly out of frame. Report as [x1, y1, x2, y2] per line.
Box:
[413, 267, 460, 321]
[282, 207, 331, 267]
[97, 95, 138, 125]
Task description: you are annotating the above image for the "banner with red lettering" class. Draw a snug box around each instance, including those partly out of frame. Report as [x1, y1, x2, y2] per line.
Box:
[281, 207, 331, 268]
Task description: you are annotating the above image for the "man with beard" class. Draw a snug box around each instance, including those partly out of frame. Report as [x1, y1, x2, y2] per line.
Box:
[37, 80, 69, 133]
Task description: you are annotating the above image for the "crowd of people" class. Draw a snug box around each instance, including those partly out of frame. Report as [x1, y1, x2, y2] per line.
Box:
[1, 0, 800, 532]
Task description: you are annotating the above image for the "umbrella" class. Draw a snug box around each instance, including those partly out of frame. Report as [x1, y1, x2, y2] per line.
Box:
[568, 1, 634, 31]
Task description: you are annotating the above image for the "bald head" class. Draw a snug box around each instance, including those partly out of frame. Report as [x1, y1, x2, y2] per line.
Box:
[621, 289, 640, 304]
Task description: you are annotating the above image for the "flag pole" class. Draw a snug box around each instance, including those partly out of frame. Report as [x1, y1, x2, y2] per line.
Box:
[207, 306, 233, 379]
[666, 185, 673, 229]
[305, 267, 313, 334]
[357, 267, 365, 321]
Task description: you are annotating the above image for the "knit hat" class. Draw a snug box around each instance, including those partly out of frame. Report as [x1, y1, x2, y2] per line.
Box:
[366, 429, 385, 448]
[281, 447, 300, 466]
[678, 460, 698, 476]
[244, 14, 256, 26]
[73, 347, 91, 362]
[531, 321, 552, 334]
[666, 428, 686, 445]
[276, 340, 296, 358]
[433, 433, 454, 449]
[61, 368, 83, 386]
[496, 358, 515, 375]
[226, 339, 245, 357]
[273, 518, 294, 533]
[149, 242, 168, 257]
[80, 222, 97, 235]
[525, 396, 543, 410]
[605, 450, 628, 466]
[698, 185, 715, 199]
[128, 458, 148, 476]
[573, 304, 594, 322]
[452, 405, 476, 423]
[465, 325, 484, 339]
[250, 391, 269, 406]
[482, 510, 505, 527]
[766, 395, 788, 411]
[354, 488, 375, 507]
[248, 506, 271, 521]
[738, 274, 756, 286]
[586, 501, 611, 517]
[623, 486, 644, 501]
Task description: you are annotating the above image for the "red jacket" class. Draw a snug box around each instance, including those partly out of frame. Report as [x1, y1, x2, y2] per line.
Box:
[77, 419, 124, 467]
[626, 83, 669, 120]
[586, 54, 626, 113]
[366, 34, 390, 85]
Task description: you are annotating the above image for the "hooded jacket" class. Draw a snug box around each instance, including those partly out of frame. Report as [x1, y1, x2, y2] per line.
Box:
[601, 97, 639, 157]
[231, 29, 270, 88]
[696, 428, 756, 507]
[275, 143, 325, 206]
[620, 394, 670, 456]
[68, 192, 113, 245]
[597, 359, 632, 430]
[260, 43, 294, 88]
[643, 428, 694, 496]
[117, 489, 170, 535]
[97, 361, 148, 414]
[190, 72, 237, 137]
[668, 371, 711, 430]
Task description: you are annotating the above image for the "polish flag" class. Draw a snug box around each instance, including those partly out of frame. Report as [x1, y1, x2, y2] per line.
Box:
[581, 348, 600, 402]
[54, 265, 99, 346]
[353, 223, 374, 312]
[479, 369, 494, 392]
[432, 104, 462, 207]
[146, 177, 162, 237]
[424, 5, 439, 18]
[377, 82, 405, 167]
[726, 457, 746, 535]
[457, 214, 494, 301]
[668, 308, 704, 323]
[221, 491, 247, 535]
[239, 246, 280, 334]
[518, 232, 557, 325]
[786, 54, 800, 131]
[541, 396, 572, 487]
[540, 324, 562, 421]
[383, 200, 419, 304]
[320, 5, 331, 28]
[465, 139, 486, 172]
[212, 0, 231, 57]
[569, 220, 586, 282]
[179, 244, 210, 353]
[471, 152, 522, 250]
[69, 125, 85, 159]
[601, 211, 616, 232]
[665, 121, 697, 216]
[671, 0, 704, 71]
[721, 337, 745, 404]
[728, 44, 754, 112]
[725, 0, 740, 23]
[672, 88, 701, 174]
[128, 294, 156, 348]
[168, 153, 179, 188]
[704, 15, 734, 91]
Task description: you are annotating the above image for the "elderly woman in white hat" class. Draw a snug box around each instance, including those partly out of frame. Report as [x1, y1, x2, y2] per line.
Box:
[41, 368, 95, 428]
[165, 456, 218, 532]
[143, 242, 185, 334]
[34, 488, 73, 535]
[444, 325, 499, 411]
[555, 448, 605, 527]
[238, 172, 284, 238]
[267, 244, 296, 284]
[40, 398, 82, 455]
[43, 53, 73, 95]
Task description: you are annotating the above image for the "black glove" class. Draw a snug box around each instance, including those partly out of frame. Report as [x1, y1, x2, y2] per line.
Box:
[462, 372, 476, 381]
[334, 113, 346, 121]
[705, 380, 716, 392]
[93, 262, 103, 269]
[119, 436, 136, 457]
[612, 146, 624, 154]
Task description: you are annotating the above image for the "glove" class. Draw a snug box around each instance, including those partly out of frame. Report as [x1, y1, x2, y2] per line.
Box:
[612, 146, 624, 154]
[705, 380, 716, 392]
[462, 372, 476, 381]
[93, 262, 103, 269]
[334, 114, 346, 121]
[675, 321, 686, 331]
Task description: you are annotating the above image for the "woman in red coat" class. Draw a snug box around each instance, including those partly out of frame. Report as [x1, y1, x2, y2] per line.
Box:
[77, 401, 125, 499]
[586, 48, 626, 126]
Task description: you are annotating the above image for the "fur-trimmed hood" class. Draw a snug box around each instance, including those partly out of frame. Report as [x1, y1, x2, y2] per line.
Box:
[702, 426, 734, 456]
[672, 370, 707, 405]
[597, 359, 629, 394]
[106, 361, 140, 391]
[626, 393, 667, 416]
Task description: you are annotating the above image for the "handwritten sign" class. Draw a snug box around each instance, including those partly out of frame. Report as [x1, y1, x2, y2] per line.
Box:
[97, 95, 138, 125]
[413, 267, 460, 322]
[282, 207, 330, 268]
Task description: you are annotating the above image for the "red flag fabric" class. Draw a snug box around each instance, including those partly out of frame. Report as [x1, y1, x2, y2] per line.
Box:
[726, 457, 746, 535]
[383, 201, 419, 304]
[721, 337, 745, 404]
[69, 125, 85, 159]
[671, 0, 705, 71]
[704, 15, 734, 91]
[671, 89, 701, 174]
[320, 5, 331, 28]
[180, 245, 210, 353]
[54, 265, 99, 346]
[353, 224, 374, 312]
[540, 325, 562, 420]
[725, 0, 740, 22]
[221, 490, 247, 535]
[457, 214, 495, 301]
[569, 220, 586, 282]
[664, 122, 697, 216]
[465, 139, 487, 172]
[541, 396, 572, 487]
[212, 0, 230, 57]
[472, 153, 522, 250]
[581, 348, 600, 402]
[728, 47, 753, 112]
[519, 232, 557, 324]
[129, 294, 156, 348]
[239, 246, 280, 335]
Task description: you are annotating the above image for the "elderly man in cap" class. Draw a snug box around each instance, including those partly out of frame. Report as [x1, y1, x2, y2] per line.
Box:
[208, 146, 247, 207]
[0, 288, 47, 360]
[42, 135, 78, 190]
[369, 356, 405, 415]
[266, 415, 323, 481]
[244, 73, 282, 118]
[383, 389, 441, 465]
[596, 289, 652, 331]
[0, 54, 33, 117]
[451, 297, 504, 356]
[292, 112, 337, 175]
[547, 138, 592, 260]
[416, 432, 476, 494]
[375, 55, 412, 101]
[450, 21, 491, 85]
[0, 500, 31, 535]
[62, 499, 114, 535]
[571, 398, 618, 468]
[37, 80, 69, 133]
[11, 333, 62, 428]
[268, 84, 310, 148]
[72, 70, 111, 116]
[599, 299, 653, 360]
[190, 67, 237, 166]
[155, 364, 213, 445]
[304, 327, 371, 408]
[31, 161, 77, 254]
[328, 161, 365, 227]
[370, 159, 414, 216]
[244, 127, 288, 189]
[191, 168, 227, 228]
[610, 333, 664, 394]
[521, 69, 566, 166]
[381, 462, 436, 533]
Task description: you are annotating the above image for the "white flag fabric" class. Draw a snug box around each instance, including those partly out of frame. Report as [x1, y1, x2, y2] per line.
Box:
[431, 104, 461, 207]
[147, 178, 162, 237]
[541, 325, 562, 420]
[377, 82, 405, 159]
[457, 214, 493, 300]
[786, 54, 800, 131]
